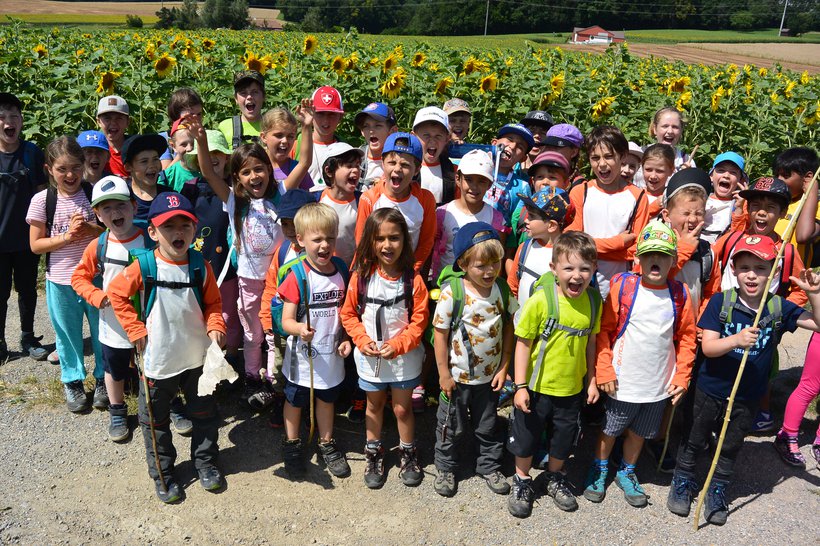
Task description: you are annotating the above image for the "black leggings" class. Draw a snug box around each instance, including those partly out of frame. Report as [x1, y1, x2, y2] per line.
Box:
[0, 250, 40, 339]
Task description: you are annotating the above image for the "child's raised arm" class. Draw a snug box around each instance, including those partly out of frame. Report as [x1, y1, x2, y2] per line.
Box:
[189, 118, 230, 204]
[282, 98, 314, 191]
[795, 180, 819, 245]
[792, 268, 820, 331]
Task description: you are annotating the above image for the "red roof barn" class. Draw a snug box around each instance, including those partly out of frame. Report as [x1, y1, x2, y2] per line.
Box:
[571, 26, 626, 44]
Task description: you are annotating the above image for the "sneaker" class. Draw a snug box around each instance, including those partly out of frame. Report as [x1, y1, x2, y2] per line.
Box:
[267, 393, 285, 429]
[154, 478, 182, 504]
[751, 410, 775, 433]
[20, 333, 48, 361]
[434, 470, 456, 497]
[773, 431, 806, 467]
[545, 472, 578, 511]
[614, 469, 648, 507]
[704, 480, 729, 525]
[198, 466, 224, 491]
[645, 440, 676, 474]
[64, 380, 89, 413]
[364, 443, 386, 489]
[411, 386, 425, 413]
[170, 399, 193, 436]
[92, 379, 109, 410]
[318, 439, 351, 478]
[245, 379, 274, 411]
[347, 396, 366, 424]
[398, 445, 423, 486]
[47, 350, 59, 365]
[0, 340, 8, 363]
[481, 470, 511, 495]
[507, 475, 535, 518]
[582, 464, 608, 503]
[282, 438, 305, 477]
[812, 443, 820, 467]
[667, 471, 697, 517]
[108, 404, 130, 442]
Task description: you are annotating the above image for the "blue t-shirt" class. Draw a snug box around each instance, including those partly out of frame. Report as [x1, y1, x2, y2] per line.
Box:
[483, 169, 530, 227]
[697, 291, 803, 401]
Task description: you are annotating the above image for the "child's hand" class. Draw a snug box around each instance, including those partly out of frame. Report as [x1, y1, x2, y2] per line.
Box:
[379, 343, 396, 360]
[337, 340, 352, 358]
[696, 327, 703, 343]
[185, 116, 206, 142]
[586, 381, 600, 405]
[99, 296, 110, 309]
[491, 369, 506, 392]
[732, 179, 748, 209]
[439, 374, 456, 399]
[299, 325, 315, 343]
[734, 327, 759, 349]
[513, 388, 531, 414]
[599, 380, 617, 394]
[361, 341, 380, 357]
[297, 98, 314, 128]
[791, 268, 820, 294]
[668, 385, 686, 406]
[675, 221, 704, 249]
[620, 232, 637, 247]
[208, 330, 225, 348]
[134, 336, 147, 354]
[264, 328, 274, 336]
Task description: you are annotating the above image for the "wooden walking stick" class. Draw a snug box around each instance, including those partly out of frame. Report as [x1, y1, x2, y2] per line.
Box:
[657, 404, 676, 473]
[682, 144, 699, 169]
[692, 170, 819, 529]
[302, 276, 316, 444]
[134, 350, 167, 494]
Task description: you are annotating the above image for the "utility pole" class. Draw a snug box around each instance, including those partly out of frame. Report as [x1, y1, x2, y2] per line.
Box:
[484, 0, 490, 36]
[778, 0, 789, 36]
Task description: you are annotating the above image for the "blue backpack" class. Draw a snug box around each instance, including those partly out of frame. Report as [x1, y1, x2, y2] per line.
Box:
[129, 248, 206, 322]
[95, 229, 155, 280]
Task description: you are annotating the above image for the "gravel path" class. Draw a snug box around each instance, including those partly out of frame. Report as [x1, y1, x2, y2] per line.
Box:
[1, 297, 819, 544]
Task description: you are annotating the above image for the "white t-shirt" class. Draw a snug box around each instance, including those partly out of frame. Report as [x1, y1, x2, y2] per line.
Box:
[420, 163, 444, 204]
[369, 189, 427, 251]
[308, 140, 336, 190]
[432, 282, 518, 385]
[99, 231, 150, 349]
[432, 202, 506, 280]
[582, 184, 634, 295]
[354, 270, 424, 383]
[362, 154, 384, 188]
[703, 195, 735, 245]
[675, 253, 711, 313]
[514, 241, 554, 327]
[320, 190, 358, 267]
[225, 189, 283, 280]
[609, 283, 676, 403]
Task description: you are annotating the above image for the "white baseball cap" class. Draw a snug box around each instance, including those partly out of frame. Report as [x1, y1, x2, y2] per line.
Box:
[91, 175, 131, 207]
[412, 106, 450, 132]
[323, 142, 364, 171]
[97, 95, 129, 116]
[626, 141, 643, 161]
[458, 150, 494, 182]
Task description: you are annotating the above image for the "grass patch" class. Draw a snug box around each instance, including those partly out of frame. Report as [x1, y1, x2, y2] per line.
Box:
[0, 375, 63, 407]
[625, 28, 820, 44]
[3, 13, 158, 25]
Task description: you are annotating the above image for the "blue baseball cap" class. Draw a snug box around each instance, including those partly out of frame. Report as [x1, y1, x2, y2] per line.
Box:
[452, 221, 500, 271]
[77, 130, 109, 152]
[148, 192, 197, 226]
[518, 188, 575, 227]
[497, 123, 535, 151]
[278, 189, 318, 220]
[711, 151, 746, 174]
[383, 132, 423, 162]
[354, 102, 396, 127]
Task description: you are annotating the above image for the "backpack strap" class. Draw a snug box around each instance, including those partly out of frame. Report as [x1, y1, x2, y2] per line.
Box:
[758, 295, 784, 332]
[776, 242, 795, 297]
[718, 288, 738, 326]
[231, 115, 243, 150]
[495, 277, 511, 318]
[667, 279, 688, 341]
[446, 276, 477, 378]
[695, 238, 713, 286]
[613, 272, 641, 341]
[625, 189, 645, 233]
[441, 177, 455, 205]
[719, 231, 744, 274]
[137, 249, 206, 321]
[517, 238, 537, 283]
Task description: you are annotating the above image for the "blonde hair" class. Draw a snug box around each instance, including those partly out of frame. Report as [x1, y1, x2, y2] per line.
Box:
[642, 143, 675, 170]
[294, 202, 338, 238]
[261, 107, 297, 133]
[553, 231, 597, 265]
[457, 235, 504, 269]
[648, 107, 685, 139]
[666, 186, 707, 210]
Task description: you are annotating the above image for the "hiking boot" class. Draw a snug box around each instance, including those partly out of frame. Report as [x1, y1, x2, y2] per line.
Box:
[481, 470, 511, 495]
[318, 439, 351, 478]
[47, 350, 59, 365]
[751, 410, 775, 433]
[545, 472, 578, 511]
[614, 468, 648, 507]
[92, 379, 109, 410]
[347, 396, 366, 424]
[412, 386, 425, 413]
[364, 442, 386, 489]
[704, 480, 729, 525]
[282, 438, 305, 477]
[434, 470, 456, 497]
[645, 439, 676, 474]
[812, 443, 820, 467]
[154, 477, 182, 504]
[244, 379, 274, 411]
[108, 404, 130, 442]
[507, 474, 535, 518]
[198, 466, 224, 491]
[170, 398, 193, 435]
[0, 340, 8, 363]
[667, 471, 697, 517]
[583, 464, 608, 503]
[398, 445, 423, 486]
[20, 332, 48, 361]
[64, 381, 89, 413]
[773, 431, 806, 468]
[268, 393, 285, 428]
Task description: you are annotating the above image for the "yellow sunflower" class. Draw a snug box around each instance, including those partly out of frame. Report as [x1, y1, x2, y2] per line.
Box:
[784, 80, 796, 98]
[591, 96, 615, 121]
[462, 56, 490, 75]
[32, 44, 48, 58]
[244, 51, 272, 75]
[96, 70, 122, 94]
[303, 35, 318, 55]
[382, 53, 399, 73]
[345, 51, 358, 70]
[181, 44, 199, 61]
[411, 52, 427, 68]
[550, 73, 565, 95]
[710, 86, 726, 112]
[479, 73, 499, 94]
[434, 76, 454, 96]
[145, 43, 156, 60]
[154, 54, 177, 78]
[759, 67, 768, 77]
[331, 55, 347, 76]
[666, 76, 691, 94]
[202, 38, 215, 50]
[676, 91, 693, 111]
[380, 68, 407, 99]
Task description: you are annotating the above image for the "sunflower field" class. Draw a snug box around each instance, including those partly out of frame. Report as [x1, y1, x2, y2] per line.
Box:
[2, 22, 818, 174]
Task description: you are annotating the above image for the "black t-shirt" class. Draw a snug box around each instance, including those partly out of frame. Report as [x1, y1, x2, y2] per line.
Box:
[193, 177, 235, 282]
[0, 141, 46, 252]
[128, 182, 175, 225]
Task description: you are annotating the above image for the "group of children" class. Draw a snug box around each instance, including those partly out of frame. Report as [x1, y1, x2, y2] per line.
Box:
[2, 74, 819, 523]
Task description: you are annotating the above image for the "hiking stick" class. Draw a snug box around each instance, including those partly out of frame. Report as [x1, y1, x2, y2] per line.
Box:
[134, 350, 167, 494]
[683, 145, 699, 168]
[657, 404, 676, 473]
[692, 169, 818, 529]
[302, 276, 316, 444]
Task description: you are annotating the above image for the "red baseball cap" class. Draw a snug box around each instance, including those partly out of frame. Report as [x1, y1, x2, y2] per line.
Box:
[731, 235, 777, 262]
[312, 86, 344, 114]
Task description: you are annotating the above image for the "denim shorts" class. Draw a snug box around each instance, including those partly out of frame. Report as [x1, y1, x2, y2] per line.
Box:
[283, 379, 341, 409]
[358, 375, 421, 393]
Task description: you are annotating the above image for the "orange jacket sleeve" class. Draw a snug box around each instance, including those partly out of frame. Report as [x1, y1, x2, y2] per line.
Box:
[385, 274, 429, 356]
[647, 198, 662, 220]
[201, 260, 226, 335]
[414, 187, 438, 272]
[340, 271, 374, 351]
[731, 202, 748, 232]
[625, 187, 650, 261]
[258, 244, 283, 331]
[107, 260, 147, 343]
[594, 277, 621, 385]
[71, 238, 107, 308]
[565, 183, 585, 233]
[672, 285, 697, 390]
[354, 188, 376, 246]
[508, 243, 523, 297]
[785, 244, 808, 307]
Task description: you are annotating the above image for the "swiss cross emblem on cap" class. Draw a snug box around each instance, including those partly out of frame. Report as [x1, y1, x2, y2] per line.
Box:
[321, 92, 333, 105]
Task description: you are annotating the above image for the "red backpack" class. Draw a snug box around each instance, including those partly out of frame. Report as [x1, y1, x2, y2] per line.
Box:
[611, 272, 688, 343]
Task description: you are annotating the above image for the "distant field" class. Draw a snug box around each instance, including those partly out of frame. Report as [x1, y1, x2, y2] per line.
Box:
[625, 28, 820, 43]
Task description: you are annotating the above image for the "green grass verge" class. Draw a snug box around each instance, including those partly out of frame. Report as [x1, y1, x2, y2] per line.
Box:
[3, 13, 159, 25]
[625, 28, 820, 44]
